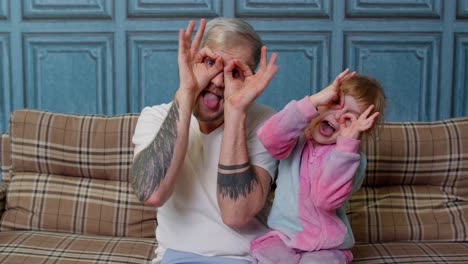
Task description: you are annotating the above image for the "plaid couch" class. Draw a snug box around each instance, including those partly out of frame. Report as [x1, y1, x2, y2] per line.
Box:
[1, 110, 467, 263]
[349, 118, 468, 263]
[0, 110, 157, 263]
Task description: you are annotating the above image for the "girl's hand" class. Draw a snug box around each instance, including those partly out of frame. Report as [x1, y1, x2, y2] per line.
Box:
[309, 69, 356, 109]
[339, 105, 380, 139]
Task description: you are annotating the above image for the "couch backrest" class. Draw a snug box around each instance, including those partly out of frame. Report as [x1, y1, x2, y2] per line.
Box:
[0, 134, 11, 214]
[349, 117, 468, 243]
[362, 118, 468, 194]
[9, 110, 138, 181]
[0, 110, 157, 238]
[1, 134, 12, 183]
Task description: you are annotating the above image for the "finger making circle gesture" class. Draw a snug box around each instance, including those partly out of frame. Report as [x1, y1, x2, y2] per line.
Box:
[177, 19, 223, 101]
[339, 104, 380, 139]
[223, 46, 278, 114]
[309, 68, 356, 109]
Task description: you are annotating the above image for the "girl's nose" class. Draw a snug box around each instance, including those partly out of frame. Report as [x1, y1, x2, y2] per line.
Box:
[334, 110, 342, 120]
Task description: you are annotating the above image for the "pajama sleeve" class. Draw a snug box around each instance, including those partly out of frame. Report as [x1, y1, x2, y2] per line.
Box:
[310, 137, 362, 210]
[257, 97, 318, 160]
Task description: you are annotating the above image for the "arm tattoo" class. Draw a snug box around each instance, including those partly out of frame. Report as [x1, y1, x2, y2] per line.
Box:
[131, 101, 180, 202]
[218, 162, 259, 200]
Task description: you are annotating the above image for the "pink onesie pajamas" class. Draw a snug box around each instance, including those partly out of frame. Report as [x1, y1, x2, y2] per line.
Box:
[250, 97, 366, 264]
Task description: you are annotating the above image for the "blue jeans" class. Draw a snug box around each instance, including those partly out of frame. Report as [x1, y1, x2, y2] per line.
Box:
[160, 249, 252, 264]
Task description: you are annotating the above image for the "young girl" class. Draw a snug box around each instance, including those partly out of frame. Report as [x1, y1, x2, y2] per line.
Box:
[250, 69, 386, 264]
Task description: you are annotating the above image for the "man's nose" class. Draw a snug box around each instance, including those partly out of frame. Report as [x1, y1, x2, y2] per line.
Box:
[211, 71, 224, 88]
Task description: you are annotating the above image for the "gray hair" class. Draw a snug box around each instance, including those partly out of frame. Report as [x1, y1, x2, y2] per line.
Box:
[201, 17, 263, 71]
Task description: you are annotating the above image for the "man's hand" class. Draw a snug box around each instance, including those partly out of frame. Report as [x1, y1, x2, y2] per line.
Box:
[177, 19, 223, 101]
[223, 46, 278, 115]
[340, 104, 380, 139]
[309, 68, 356, 109]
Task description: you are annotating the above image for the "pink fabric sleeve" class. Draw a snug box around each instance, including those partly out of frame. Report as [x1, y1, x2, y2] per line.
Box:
[310, 137, 361, 210]
[257, 97, 318, 159]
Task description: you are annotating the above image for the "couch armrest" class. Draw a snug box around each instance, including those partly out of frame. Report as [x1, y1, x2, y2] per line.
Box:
[0, 181, 8, 217]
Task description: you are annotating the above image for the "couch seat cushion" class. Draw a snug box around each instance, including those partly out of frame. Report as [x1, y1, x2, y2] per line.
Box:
[352, 242, 468, 263]
[0, 230, 156, 263]
[1, 172, 156, 238]
[348, 185, 468, 243]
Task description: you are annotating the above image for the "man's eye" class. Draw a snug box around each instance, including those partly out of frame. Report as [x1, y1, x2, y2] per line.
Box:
[232, 69, 240, 78]
[204, 57, 215, 67]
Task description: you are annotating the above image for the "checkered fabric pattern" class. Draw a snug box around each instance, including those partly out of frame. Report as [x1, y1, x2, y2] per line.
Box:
[0, 230, 156, 263]
[0, 134, 11, 216]
[2, 110, 468, 263]
[0, 182, 6, 217]
[9, 110, 138, 181]
[1, 134, 11, 183]
[352, 242, 468, 263]
[348, 117, 468, 243]
[0, 110, 156, 238]
[2, 172, 156, 237]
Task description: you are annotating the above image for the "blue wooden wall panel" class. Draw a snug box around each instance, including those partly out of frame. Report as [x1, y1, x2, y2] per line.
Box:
[0, 0, 7, 20]
[23, 0, 113, 19]
[236, 0, 330, 18]
[346, 0, 441, 18]
[24, 34, 114, 115]
[455, 34, 468, 117]
[345, 33, 440, 121]
[0, 0, 467, 132]
[127, 32, 179, 112]
[457, 0, 468, 18]
[257, 32, 329, 110]
[127, 0, 222, 18]
[0, 34, 9, 133]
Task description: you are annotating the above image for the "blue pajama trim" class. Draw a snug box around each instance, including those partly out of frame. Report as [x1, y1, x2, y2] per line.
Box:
[161, 249, 251, 264]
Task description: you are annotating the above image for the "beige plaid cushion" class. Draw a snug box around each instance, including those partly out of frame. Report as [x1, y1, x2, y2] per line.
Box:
[362, 119, 468, 193]
[1, 173, 155, 237]
[1, 134, 11, 183]
[0, 230, 156, 263]
[1, 110, 156, 238]
[352, 241, 468, 263]
[349, 117, 468, 243]
[0, 134, 11, 215]
[9, 110, 138, 181]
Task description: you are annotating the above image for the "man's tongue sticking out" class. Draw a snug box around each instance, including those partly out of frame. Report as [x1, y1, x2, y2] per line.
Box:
[203, 92, 221, 110]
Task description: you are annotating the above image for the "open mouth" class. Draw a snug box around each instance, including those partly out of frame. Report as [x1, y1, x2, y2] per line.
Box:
[319, 120, 336, 137]
[201, 90, 223, 110]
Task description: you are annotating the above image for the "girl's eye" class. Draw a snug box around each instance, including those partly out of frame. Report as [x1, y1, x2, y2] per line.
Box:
[332, 96, 340, 104]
